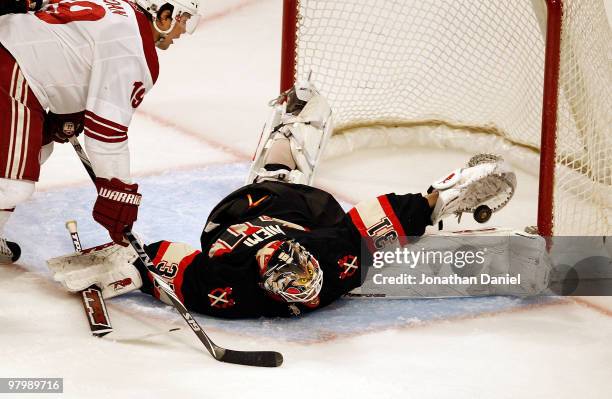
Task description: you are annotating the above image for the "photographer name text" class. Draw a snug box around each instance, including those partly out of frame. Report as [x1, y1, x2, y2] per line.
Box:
[372, 273, 521, 285]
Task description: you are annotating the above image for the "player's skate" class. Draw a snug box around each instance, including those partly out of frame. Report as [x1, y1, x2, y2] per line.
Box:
[0, 238, 21, 264]
[246, 78, 333, 186]
[429, 154, 517, 226]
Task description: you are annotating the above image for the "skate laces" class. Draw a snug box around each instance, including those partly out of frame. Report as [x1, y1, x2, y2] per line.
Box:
[0, 238, 13, 257]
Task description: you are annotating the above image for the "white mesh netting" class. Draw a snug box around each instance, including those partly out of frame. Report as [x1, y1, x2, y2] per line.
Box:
[290, 0, 611, 235]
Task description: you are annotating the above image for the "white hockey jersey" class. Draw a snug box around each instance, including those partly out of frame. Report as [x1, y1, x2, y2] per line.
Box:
[0, 0, 159, 181]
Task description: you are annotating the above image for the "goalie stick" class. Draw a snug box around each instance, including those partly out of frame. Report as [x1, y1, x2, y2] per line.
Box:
[67, 137, 283, 368]
[65, 220, 113, 337]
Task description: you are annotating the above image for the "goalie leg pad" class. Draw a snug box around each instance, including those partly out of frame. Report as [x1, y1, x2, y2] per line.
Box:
[247, 85, 333, 186]
[47, 243, 142, 299]
[374, 228, 550, 297]
[285, 96, 333, 185]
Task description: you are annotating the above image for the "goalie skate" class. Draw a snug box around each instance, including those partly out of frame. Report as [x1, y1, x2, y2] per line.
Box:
[246, 80, 333, 186]
[430, 154, 517, 225]
[0, 238, 20, 264]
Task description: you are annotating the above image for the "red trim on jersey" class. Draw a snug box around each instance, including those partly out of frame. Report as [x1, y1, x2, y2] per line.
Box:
[14, 104, 29, 178]
[173, 250, 200, 303]
[348, 207, 376, 252]
[84, 111, 128, 143]
[127, 1, 160, 84]
[148, 241, 200, 302]
[9, 65, 18, 98]
[151, 241, 171, 264]
[0, 45, 44, 181]
[377, 195, 408, 246]
[149, 241, 171, 300]
[85, 116, 126, 136]
[84, 111, 127, 131]
[84, 128, 127, 143]
[348, 208, 367, 237]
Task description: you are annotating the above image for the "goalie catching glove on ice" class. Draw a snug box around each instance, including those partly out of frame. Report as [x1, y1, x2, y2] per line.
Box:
[47, 81, 545, 318]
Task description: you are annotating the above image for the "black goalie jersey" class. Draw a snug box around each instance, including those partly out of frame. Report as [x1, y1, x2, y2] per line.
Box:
[136, 181, 433, 318]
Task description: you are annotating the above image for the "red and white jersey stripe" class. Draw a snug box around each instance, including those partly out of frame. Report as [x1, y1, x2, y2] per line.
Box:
[6, 64, 30, 180]
[0, 46, 45, 182]
[84, 111, 128, 143]
[148, 241, 201, 304]
[348, 194, 409, 252]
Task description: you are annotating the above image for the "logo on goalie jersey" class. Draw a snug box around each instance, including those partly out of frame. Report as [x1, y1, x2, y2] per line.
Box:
[208, 287, 235, 309]
[338, 255, 359, 280]
[247, 194, 269, 209]
[208, 216, 306, 258]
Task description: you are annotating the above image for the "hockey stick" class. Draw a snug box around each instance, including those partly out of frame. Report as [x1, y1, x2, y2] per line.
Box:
[67, 137, 283, 367]
[65, 220, 113, 337]
[69, 136, 96, 182]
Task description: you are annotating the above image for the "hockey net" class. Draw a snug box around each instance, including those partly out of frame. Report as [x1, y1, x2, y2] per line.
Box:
[280, 0, 611, 236]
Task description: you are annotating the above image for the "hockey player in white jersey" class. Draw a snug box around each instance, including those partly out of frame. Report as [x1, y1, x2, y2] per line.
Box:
[0, 0, 200, 263]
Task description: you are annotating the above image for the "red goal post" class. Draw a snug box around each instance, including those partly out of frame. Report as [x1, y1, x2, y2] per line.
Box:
[280, 0, 611, 236]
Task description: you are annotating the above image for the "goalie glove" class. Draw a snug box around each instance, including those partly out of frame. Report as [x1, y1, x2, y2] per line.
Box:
[47, 242, 143, 299]
[93, 178, 142, 246]
[430, 154, 516, 225]
[0, 0, 44, 15]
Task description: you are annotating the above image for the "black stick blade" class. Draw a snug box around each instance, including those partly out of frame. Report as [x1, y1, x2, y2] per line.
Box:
[217, 348, 283, 368]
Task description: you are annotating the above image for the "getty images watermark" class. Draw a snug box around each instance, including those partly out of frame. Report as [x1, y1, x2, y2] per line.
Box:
[370, 246, 521, 286]
[358, 235, 612, 298]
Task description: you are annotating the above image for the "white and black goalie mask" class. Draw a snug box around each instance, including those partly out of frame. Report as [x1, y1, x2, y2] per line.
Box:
[256, 240, 323, 304]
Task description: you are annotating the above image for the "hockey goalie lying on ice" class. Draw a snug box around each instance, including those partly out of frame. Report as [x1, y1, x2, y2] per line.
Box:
[48, 82, 545, 318]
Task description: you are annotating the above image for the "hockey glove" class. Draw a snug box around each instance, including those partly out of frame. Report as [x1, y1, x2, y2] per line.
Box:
[93, 178, 142, 246]
[43, 111, 85, 144]
[0, 0, 43, 15]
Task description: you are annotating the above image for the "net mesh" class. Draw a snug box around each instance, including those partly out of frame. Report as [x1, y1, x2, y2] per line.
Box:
[291, 0, 611, 235]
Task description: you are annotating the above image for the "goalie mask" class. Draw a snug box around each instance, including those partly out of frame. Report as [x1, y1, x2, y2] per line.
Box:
[136, 0, 201, 38]
[256, 240, 323, 304]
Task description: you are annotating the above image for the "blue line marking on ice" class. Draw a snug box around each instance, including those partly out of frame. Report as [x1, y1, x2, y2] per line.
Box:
[9, 164, 553, 343]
